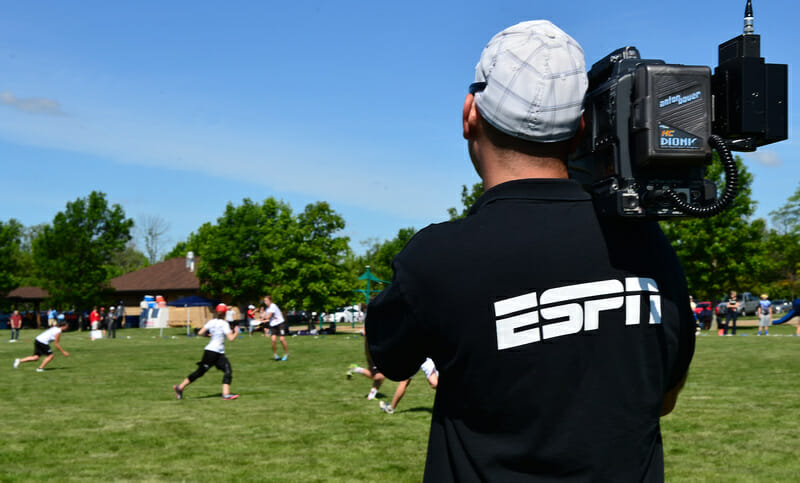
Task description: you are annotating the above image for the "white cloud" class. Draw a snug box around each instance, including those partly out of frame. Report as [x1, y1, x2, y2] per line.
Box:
[747, 150, 783, 167]
[0, 105, 470, 222]
[0, 91, 65, 116]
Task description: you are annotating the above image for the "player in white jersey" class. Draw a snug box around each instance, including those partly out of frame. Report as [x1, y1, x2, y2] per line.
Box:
[173, 304, 240, 400]
[379, 358, 438, 414]
[13, 319, 70, 372]
[262, 295, 289, 361]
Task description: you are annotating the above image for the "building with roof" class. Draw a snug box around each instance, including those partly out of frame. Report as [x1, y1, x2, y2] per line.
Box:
[110, 257, 201, 305]
[110, 257, 212, 328]
[5, 286, 51, 328]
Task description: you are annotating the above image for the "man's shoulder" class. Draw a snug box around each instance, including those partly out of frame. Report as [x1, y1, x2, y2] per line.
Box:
[393, 219, 470, 265]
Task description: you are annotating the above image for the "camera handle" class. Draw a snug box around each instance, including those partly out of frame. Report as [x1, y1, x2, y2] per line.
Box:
[662, 135, 739, 217]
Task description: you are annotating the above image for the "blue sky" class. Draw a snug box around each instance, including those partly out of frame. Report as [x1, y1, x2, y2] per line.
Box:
[1, 0, 796, 256]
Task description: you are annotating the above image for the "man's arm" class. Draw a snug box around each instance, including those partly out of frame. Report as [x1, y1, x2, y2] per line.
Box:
[54, 333, 69, 357]
[661, 374, 687, 416]
[226, 326, 239, 341]
[366, 277, 429, 381]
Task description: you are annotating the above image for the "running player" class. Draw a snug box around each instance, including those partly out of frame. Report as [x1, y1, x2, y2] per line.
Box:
[173, 304, 240, 400]
[262, 295, 289, 361]
[380, 358, 438, 414]
[13, 319, 70, 371]
[346, 332, 385, 400]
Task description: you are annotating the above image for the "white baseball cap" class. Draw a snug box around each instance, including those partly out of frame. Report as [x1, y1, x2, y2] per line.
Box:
[472, 20, 588, 143]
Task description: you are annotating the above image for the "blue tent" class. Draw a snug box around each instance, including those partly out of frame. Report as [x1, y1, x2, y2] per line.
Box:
[167, 295, 219, 307]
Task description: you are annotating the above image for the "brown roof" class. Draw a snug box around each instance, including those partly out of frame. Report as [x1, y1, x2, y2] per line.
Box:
[6, 286, 50, 300]
[110, 257, 200, 292]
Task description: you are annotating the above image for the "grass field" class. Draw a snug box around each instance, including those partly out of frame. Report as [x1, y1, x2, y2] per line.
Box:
[1, 322, 799, 482]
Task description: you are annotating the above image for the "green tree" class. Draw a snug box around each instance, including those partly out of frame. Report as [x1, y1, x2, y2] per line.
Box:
[106, 243, 150, 279]
[197, 198, 293, 308]
[660, 156, 765, 300]
[32, 191, 134, 309]
[769, 181, 800, 235]
[194, 198, 352, 312]
[357, 227, 418, 283]
[761, 229, 800, 299]
[0, 219, 23, 296]
[447, 182, 484, 220]
[16, 224, 47, 288]
[279, 201, 352, 311]
[164, 222, 215, 259]
[765, 182, 800, 298]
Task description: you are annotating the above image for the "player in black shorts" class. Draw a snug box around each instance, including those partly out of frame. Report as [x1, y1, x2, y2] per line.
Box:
[13, 319, 70, 372]
[346, 333, 385, 400]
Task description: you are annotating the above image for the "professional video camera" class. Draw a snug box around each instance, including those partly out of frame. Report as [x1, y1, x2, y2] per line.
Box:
[568, 0, 787, 219]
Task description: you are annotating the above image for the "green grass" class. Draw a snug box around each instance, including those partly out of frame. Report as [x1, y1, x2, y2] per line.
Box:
[662, 323, 800, 481]
[1, 323, 799, 481]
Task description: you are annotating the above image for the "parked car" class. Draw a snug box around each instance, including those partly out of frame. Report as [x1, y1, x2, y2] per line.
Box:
[285, 309, 311, 327]
[328, 306, 363, 324]
[772, 299, 791, 314]
[694, 301, 712, 316]
[694, 301, 713, 329]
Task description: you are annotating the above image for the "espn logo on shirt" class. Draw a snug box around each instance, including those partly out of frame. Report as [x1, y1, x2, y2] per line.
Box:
[494, 278, 661, 350]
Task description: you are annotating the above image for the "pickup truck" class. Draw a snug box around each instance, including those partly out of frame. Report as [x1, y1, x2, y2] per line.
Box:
[716, 292, 759, 317]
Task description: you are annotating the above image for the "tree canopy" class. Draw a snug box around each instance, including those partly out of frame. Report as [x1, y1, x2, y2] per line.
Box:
[0, 219, 23, 297]
[659, 156, 765, 300]
[447, 182, 484, 220]
[6, 174, 799, 313]
[356, 227, 418, 283]
[32, 191, 134, 309]
[170, 198, 352, 312]
[765, 182, 800, 299]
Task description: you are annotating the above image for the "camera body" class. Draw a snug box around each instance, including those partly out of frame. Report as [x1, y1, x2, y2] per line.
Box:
[569, 24, 787, 219]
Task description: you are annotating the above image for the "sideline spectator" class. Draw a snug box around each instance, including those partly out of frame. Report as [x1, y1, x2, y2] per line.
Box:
[9, 310, 22, 342]
[724, 291, 741, 336]
[246, 305, 257, 335]
[757, 294, 772, 336]
[90, 307, 100, 331]
[116, 304, 125, 329]
[100, 307, 109, 337]
[47, 307, 57, 327]
[107, 306, 118, 338]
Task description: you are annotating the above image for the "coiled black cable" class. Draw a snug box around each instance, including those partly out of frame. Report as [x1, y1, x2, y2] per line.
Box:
[663, 134, 739, 217]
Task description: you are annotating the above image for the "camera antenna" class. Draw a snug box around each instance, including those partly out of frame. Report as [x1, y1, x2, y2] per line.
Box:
[744, 0, 754, 35]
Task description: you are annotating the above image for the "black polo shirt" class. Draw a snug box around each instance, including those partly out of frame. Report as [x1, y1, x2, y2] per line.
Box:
[367, 178, 695, 482]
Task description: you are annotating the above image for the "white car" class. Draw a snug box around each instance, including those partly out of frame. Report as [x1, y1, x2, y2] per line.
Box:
[331, 306, 363, 324]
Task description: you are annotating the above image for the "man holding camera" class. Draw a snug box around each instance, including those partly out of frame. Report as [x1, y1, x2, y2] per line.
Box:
[366, 20, 695, 481]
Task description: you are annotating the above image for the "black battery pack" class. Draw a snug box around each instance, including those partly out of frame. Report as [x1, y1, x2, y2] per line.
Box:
[631, 64, 713, 167]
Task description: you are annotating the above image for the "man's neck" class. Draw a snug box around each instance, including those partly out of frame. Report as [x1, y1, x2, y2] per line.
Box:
[481, 155, 569, 190]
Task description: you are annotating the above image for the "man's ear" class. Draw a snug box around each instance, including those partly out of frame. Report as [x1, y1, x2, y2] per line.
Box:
[463, 94, 480, 140]
[568, 115, 586, 153]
